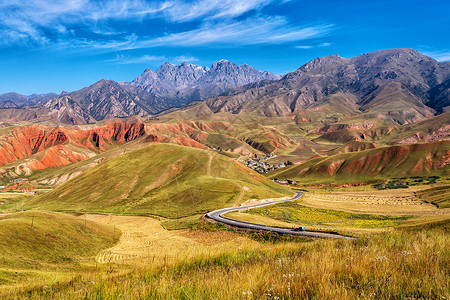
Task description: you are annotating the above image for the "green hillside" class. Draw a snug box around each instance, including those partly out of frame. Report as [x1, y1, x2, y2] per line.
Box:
[0, 211, 119, 285]
[31, 144, 292, 217]
[269, 141, 450, 184]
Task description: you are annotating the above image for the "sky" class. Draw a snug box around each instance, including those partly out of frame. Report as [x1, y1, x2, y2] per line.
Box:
[0, 0, 449, 95]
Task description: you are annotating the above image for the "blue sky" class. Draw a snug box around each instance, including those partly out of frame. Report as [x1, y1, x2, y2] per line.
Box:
[0, 0, 449, 95]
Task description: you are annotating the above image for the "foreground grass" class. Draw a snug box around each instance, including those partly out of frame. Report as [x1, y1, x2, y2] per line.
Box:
[0, 211, 120, 289]
[13, 221, 449, 299]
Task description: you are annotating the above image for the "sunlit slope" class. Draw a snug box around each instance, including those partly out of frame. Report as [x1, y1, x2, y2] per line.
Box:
[416, 185, 450, 208]
[269, 141, 450, 184]
[33, 144, 292, 217]
[0, 211, 118, 284]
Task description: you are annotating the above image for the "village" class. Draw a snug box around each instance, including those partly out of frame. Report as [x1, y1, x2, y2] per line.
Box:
[244, 154, 294, 174]
[0, 178, 39, 194]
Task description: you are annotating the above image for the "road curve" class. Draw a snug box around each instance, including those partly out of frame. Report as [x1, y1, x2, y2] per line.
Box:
[206, 192, 355, 239]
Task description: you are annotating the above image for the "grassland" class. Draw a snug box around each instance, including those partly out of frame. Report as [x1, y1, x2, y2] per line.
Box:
[1, 184, 449, 299]
[85, 214, 285, 266]
[416, 185, 450, 208]
[0, 192, 36, 211]
[0, 211, 119, 292]
[269, 140, 450, 185]
[30, 144, 292, 218]
[295, 188, 442, 215]
[235, 201, 411, 235]
[11, 220, 449, 299]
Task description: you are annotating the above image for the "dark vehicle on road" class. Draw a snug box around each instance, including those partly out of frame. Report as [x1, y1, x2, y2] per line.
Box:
[293, 226, 306, 231]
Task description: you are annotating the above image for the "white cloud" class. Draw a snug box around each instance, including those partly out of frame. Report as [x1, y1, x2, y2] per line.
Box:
[0, 0, 171, 44]
[164, 0, 272, 22]
[107, 54, 168, 64]
[173, 56, 200, 63]
[295, 42, 331, 49]
[423, 50, 450, 62]
[133, 17, 333, 48]
[105, 54, 199, 65]
[0, 0, 333, 50]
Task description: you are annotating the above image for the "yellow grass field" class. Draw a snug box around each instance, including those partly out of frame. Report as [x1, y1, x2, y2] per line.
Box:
[300, 188, 447, 215]
[85, 214, 281, 266]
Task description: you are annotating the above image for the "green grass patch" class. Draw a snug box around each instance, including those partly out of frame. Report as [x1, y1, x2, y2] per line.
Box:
[244, 231, 312, 244]
[373, 176, 441, 189]
[245, 201, 411, 229]
[0, 192, 36, 211]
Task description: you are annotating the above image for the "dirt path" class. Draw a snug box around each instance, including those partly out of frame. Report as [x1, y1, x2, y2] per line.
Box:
[207, 154, 212, 176]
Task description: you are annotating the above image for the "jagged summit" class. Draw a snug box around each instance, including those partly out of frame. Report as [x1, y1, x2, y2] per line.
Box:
[1, 48, 449, 126]
[202, 48, 450, 122]
[130, 59, 279, 103]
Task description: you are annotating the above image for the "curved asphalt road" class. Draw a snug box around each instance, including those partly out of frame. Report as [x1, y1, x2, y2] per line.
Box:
[206, 192, 355, 239]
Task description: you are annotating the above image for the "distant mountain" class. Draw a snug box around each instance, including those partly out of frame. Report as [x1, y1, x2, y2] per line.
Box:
[0, 81, 163, 125]
[194, 49, 450, 124]
[2, 50, 449, 126]
[0, 92, 58, 107]
[130, 60, 280, 106]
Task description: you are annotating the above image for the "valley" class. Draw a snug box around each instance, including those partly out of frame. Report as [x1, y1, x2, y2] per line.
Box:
[0, 48, 448, 299]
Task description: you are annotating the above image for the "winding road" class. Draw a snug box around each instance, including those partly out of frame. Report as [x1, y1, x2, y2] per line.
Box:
[206, 192, 355, 239]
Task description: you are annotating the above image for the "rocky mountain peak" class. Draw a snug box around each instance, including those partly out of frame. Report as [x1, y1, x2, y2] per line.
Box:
[130, 59, 279, 103]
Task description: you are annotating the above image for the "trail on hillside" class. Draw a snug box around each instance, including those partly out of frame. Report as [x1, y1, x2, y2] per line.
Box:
[207, 154, 212, 176]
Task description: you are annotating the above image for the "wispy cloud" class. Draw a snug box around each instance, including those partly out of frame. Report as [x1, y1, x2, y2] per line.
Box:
[423, 50, 450, 62]
[133, 17, 333, 48]
[164, 0, 272, 22]
[0, 0, 171, 45]
[107, 54, 167, 64]
[172, 56, 200, 63]
[295, 42, 331, 49]
[106, 54, 199, 65]
[0, 0, 333, 51]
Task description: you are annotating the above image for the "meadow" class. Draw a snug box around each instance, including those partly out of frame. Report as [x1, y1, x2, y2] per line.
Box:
[29, 144, 292, 218]
[0, 165, 448, 299]
[8, 220, 449, 299]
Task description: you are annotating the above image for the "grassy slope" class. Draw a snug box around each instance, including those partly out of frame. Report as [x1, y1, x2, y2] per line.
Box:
[31, 144, 292, 218]
[0, 211, 119, 285]
[269, 141, 450, 184]
[416, 185, 450, 208]
[19, 220, 450, 299]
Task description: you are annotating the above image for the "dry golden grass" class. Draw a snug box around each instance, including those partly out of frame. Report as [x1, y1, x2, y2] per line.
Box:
[225, 211, 298, 228]
[17, 222, 450, 300]
[300, 189, 444, 215]
[85, 214, 275, 266]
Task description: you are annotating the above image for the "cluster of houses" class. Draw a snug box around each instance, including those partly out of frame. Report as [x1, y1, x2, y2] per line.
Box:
[244, 154, 293, 174]
[274, 179, 298, 185]
[0, 178, 33, 192]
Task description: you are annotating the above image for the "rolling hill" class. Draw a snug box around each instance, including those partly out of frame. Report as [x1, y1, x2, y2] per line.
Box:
[269, 140, 450, 184]
[0, 211, 118, 284]
[31, 144, 292, 217]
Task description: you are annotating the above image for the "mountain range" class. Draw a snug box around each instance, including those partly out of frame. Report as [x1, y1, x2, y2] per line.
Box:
[0, 49, 449, 127]
[0, 60, 279, 125]
[188, 49, 450, 124]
